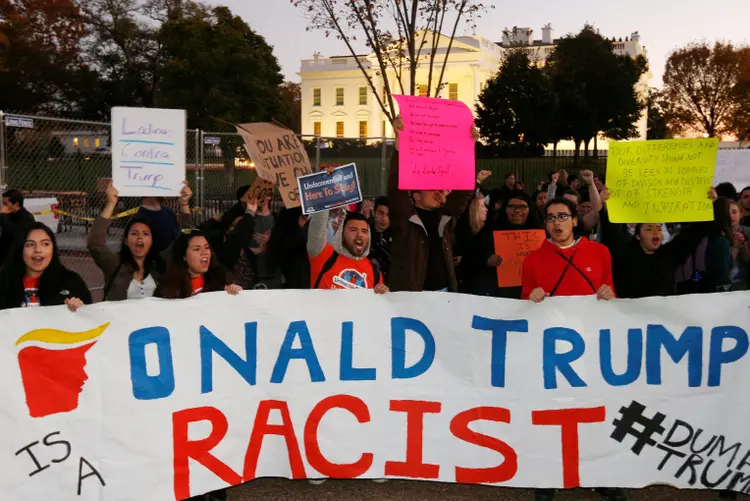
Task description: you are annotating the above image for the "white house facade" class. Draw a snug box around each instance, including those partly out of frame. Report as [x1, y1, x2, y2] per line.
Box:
[298, 25, 652, 151]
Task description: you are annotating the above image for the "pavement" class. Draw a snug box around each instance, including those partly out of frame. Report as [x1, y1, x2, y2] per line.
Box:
[225, 480, 727, 500]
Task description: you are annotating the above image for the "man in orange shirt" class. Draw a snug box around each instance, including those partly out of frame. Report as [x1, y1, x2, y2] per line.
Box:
[308, 200, 388, 293]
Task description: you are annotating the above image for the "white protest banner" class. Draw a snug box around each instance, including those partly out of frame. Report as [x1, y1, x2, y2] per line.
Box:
[714, 149, 750, 190]
[112, 107, 186, 197]
[2, 290, 750, 500]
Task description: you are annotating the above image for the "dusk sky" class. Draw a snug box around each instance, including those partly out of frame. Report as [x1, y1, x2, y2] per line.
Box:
[215, 0, 749, 87]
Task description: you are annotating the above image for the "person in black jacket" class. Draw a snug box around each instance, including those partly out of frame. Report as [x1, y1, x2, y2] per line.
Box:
[0, 222, 91, 311]
[599, 188, 716, 299]
[199, 199, 258, 289]
[1, 188, 36, 266]
[267, 207, 310, 289]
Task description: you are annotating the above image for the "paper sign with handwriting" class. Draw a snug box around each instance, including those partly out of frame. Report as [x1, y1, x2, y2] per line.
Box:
[236, 122, 313, 209]
[714, 149, 750, 191]
[606, 138, 719, 223]
[111, 107, 186, 197]
[393, 95, 475, 190]
[493, 230, 545, 287]
[246, 177, 274, 201]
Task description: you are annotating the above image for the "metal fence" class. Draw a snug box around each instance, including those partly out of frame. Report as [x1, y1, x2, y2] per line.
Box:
[0, 110, 607, 299]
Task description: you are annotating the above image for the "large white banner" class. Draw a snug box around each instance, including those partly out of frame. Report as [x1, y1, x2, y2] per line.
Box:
[2, 291, 750, 500]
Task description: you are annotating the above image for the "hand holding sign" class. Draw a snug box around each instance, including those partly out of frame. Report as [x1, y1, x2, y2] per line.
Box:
[393, 95, 476, 190]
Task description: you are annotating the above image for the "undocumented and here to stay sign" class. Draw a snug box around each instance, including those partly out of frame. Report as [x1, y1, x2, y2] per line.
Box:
[297, 163, 362, 214]
[2, 290, 750, 500]
[111, 107, 186, 197]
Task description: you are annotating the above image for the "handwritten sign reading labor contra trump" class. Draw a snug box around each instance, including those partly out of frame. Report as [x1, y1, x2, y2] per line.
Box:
[111, 107, 186, 197]
[393, 95, 475, 190]
[606, 138, 719, 223]
[2, 290, 750, 500]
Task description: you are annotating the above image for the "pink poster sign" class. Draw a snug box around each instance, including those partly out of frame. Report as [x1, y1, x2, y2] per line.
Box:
[393, 94, 475, 190]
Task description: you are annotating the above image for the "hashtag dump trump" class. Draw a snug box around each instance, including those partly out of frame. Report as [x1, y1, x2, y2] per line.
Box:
[1, 290, 749, 500]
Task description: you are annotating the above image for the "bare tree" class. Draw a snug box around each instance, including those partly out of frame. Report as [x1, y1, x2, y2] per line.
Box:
[292, 0, 490, 123]
[661, 42, 750, 138]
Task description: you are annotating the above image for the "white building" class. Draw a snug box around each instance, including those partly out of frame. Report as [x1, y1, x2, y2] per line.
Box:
[298, 25, 651, 151]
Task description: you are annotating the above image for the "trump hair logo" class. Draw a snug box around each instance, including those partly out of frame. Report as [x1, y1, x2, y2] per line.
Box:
[16, 323, 110, 418]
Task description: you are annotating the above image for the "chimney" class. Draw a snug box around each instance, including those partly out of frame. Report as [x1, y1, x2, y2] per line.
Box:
[542, 23, 553, 44]
[630, 31, 640, 43]
[313, 52, 321, 61]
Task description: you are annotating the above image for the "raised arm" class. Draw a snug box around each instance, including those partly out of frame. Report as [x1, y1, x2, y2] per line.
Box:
[580, 170, 602, 232]
[87, 183, 120, 277]
[306, 211, 328, 258]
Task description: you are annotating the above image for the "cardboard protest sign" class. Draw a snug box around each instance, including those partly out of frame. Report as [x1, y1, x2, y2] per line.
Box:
[393, 94, 475, 190]
[111, 107, 186, 197]
[297, 163, 362, 214]
[714, 149, 750, 190]
[606, 138, 719, 223]
[493, 230, 545, 287]
[2, 290, 750, 500]
[246, 177, 274, 201]
[236, 122, 313, 208]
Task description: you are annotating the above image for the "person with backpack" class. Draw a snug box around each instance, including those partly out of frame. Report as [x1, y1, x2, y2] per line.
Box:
[307, 166, 388, 293]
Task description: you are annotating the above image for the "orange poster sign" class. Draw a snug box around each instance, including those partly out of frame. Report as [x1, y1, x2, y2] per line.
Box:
[493, 230, 546, 287]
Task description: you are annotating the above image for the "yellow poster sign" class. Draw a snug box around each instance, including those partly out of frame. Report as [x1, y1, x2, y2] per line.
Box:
[606, 138, 719, 223]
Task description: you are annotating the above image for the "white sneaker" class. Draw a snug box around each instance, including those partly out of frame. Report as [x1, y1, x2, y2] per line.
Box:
[372, 478, 388, 483]
[308, 479, 327, 485]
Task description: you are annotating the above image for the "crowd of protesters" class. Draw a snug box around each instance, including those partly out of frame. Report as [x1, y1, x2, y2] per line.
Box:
[0, 116, 749, 501]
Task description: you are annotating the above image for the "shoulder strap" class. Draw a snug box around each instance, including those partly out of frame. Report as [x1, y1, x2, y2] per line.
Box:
[549, 254, 574, 297]
[313, 251, 340, 289]
[370, 258, 381, 286]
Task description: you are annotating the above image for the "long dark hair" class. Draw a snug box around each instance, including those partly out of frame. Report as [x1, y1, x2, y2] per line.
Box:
[119, 217, 164, 278]
[0, 223, 67, 306]
[495, 190, 541, 230]
[154, 229, 229, 299]
[712, 197, 735, 247]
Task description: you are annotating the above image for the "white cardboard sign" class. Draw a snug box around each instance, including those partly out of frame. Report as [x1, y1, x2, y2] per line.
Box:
[111, 107, 186, 197]
[714, 149, 750, 190]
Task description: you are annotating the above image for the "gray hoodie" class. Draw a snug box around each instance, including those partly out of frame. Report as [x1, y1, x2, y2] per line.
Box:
[307, 211, 371, 260]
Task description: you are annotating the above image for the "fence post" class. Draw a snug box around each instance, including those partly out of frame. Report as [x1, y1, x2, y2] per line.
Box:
[380, 137, 388, 196]
[315, 135, 321, 172]
[198, 130, 205, 213]
[0, 110, 6, 191]
[193, 130, 201, 220]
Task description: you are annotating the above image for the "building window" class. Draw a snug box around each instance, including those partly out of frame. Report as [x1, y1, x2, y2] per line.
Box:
[418, 84, 428, 97]
[336, 88, 344, 106]
[359, 121, 368, 139]
[336, 121, 344, 138]
[313, 122, 321, 136]
[73, 137, 79, 148]
[381, 120, 386, 137]
[382, 86, 387, 102]
[83, 137, 90, 148]
[313, 88, 321, 106]
[359, 87, 368, 105]
[449, 83, 458, 101]
[95, 137, 101, 148]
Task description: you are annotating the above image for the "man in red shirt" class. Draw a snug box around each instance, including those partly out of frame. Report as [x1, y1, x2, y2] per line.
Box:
[523, 197, 621, 501]
[308, 207, 388, 293]
[522, 197, 615, 302]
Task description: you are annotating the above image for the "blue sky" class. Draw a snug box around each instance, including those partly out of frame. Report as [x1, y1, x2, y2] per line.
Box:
[213, 0, 749, 87]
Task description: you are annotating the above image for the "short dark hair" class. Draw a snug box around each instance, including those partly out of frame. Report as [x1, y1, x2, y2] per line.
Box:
[505, 172, 515, 179]
[2, 189, 23, 207]
[374, 196, 388, 211]
[561, 188, 581, 204]
[716, 182, 738, 200]
[544, 197, 578, 217]
[568, 174, 579, 183]
[236, 185, 251, 201]
[344, 211, 368, 228]
[741, 186, 750, 196]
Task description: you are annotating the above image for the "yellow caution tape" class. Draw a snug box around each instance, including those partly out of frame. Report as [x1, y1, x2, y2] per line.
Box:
[32, 207, 201, 221]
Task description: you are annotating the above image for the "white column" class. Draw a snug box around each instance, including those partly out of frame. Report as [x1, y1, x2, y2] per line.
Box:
[370, 72, 381, 140]
[472, 64, 481, 102]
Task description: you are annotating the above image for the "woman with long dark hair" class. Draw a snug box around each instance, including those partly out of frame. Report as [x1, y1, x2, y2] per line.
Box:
[0, 222, 91, 311]
[705, 196, 735, 292]
[87, 183, 193, 300]
[154, 229, 241, 299]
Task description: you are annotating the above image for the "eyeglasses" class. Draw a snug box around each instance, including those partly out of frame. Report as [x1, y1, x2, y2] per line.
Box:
[545, 213, 572, 223]
[506, 204, 529, 212]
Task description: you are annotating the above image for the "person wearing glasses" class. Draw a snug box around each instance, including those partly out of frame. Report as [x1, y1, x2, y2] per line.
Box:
[522, 197, 615, 303]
